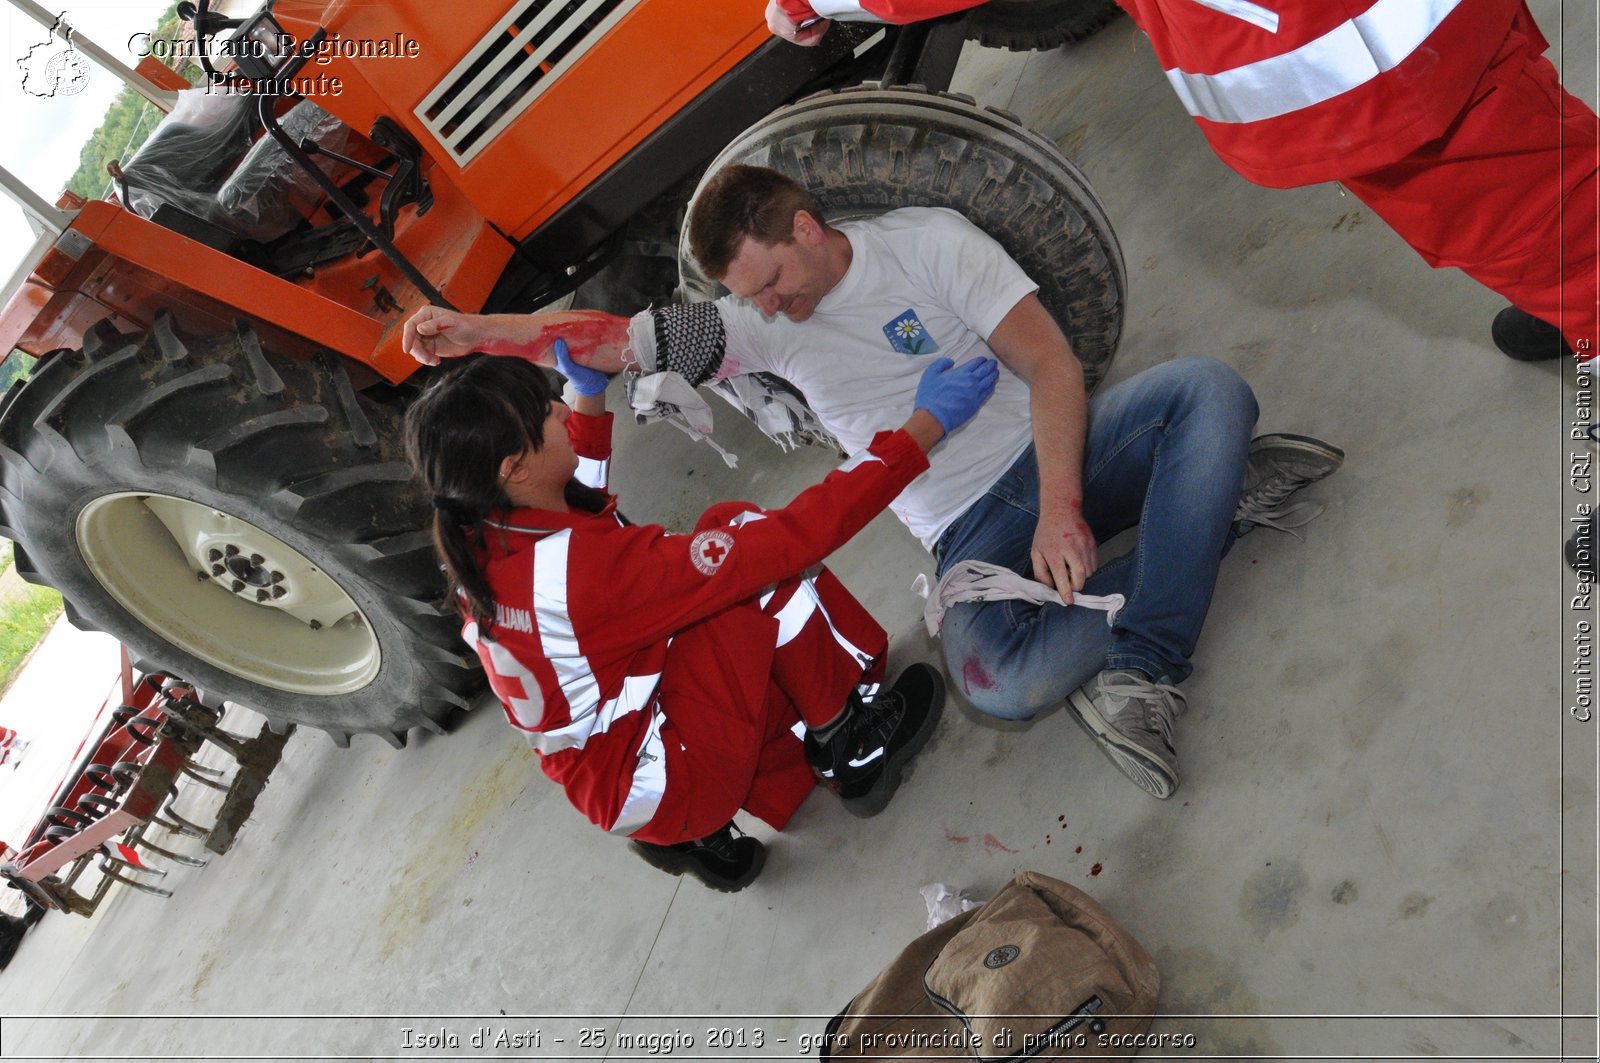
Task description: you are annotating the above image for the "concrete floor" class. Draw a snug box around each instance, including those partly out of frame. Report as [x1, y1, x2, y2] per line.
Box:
[1, 5, 1596, 1059]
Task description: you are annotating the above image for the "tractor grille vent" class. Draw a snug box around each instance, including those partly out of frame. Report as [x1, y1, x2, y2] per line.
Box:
[417, 0, 642, 165]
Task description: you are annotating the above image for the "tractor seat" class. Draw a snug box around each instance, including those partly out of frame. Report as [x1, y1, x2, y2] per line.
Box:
[212, 100, 362, 243]
[119, 88, 258, 226]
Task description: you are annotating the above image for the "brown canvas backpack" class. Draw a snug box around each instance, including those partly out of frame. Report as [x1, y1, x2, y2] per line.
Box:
[819, 871, 1160, 1060]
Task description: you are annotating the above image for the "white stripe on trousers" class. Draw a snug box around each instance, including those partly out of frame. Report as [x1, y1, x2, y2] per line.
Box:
[610, 707, 669, 835]
[766, 576, 875, 668]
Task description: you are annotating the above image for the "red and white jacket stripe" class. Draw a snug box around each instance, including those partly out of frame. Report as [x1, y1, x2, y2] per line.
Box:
[463, 410, 930, 837]
[781, 0, 1522, 187]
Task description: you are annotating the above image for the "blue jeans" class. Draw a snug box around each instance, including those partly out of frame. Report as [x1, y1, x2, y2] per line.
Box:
[933, 357, 1258, 721]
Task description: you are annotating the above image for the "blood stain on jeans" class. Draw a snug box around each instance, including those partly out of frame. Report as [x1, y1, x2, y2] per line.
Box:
[961, 658, 997, 695]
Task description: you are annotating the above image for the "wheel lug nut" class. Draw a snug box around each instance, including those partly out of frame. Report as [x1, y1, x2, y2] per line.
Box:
[224, 545, 239, 557]
[250, 553, 264, 565]
[206, 549, 222, 562]
[255, 590, 269, 602]
[196, 570, 209, 581]
[230, 580, 244, 593]
[271, 586, 286, 599]
[269, 571, 284, 583]
[211, 564, 225, 576]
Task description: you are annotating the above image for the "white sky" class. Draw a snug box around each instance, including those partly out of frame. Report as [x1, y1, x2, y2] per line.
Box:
[1, 1, 177, 280]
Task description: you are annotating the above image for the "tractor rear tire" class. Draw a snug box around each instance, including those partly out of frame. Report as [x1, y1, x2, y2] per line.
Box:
[963, 0, 1122, 52]
[0, 317, 481, 748]
[679, 84, 1125, 391]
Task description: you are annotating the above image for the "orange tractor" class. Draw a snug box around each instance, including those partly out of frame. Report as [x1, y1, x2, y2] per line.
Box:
[0, 0, 1126, 745]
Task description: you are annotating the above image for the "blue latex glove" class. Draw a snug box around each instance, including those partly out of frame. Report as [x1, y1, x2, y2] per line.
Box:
[914, 357, 1000, 437]
[553, 338, 609, 397]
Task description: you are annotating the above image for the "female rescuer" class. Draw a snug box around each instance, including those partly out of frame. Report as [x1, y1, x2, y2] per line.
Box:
[403, 342, 998, 891]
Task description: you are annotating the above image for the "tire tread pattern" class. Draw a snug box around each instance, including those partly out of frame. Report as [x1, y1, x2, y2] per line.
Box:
[0, 316, 481, 743]
[963, 0, 1122, 52]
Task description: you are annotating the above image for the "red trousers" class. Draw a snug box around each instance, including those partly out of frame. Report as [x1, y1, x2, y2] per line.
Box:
[1342, 8, 1598, 357]
[640, 502, 888, 845]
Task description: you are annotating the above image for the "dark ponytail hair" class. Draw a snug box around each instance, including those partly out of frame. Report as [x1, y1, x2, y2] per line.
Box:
[404, 356, 602, 630]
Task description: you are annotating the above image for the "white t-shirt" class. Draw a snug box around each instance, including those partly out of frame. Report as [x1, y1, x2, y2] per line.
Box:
[720, 208, 1038, 547]
[630, 207, 1040, 549]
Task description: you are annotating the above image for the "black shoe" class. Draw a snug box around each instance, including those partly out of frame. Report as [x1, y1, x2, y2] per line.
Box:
[1492, 306, 1572, 361]
[805, 663, 945, 818]
[0, 912, 29, 971]
[628, 822, 764, 893]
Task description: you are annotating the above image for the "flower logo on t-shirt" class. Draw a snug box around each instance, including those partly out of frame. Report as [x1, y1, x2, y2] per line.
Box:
[882, 308, 940, 356]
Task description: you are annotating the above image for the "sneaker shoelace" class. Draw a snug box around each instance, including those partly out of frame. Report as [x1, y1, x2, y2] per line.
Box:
[851, 690, 906, 755]
[1097, 676, 1187, 748]
[695, 823, 745, 860]
[1235, 467, 1325, 538]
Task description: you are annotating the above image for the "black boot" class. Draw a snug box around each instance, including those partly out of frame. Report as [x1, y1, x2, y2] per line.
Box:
[0, 911, 30, 970]
[629, 822, 764, 892]
[1492, 306, 1573, 361]
[805, 663, 945, 818]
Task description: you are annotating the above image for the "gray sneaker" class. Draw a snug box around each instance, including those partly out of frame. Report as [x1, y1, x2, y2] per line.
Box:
[1065, 671, 1187, 799]
[1234, 433, 1345, 537]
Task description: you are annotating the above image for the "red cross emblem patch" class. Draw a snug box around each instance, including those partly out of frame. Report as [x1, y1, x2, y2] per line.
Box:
[690, 530, 735, 575]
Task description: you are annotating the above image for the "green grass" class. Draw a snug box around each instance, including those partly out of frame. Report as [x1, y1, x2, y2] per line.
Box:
[0, 585, 64, 693]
